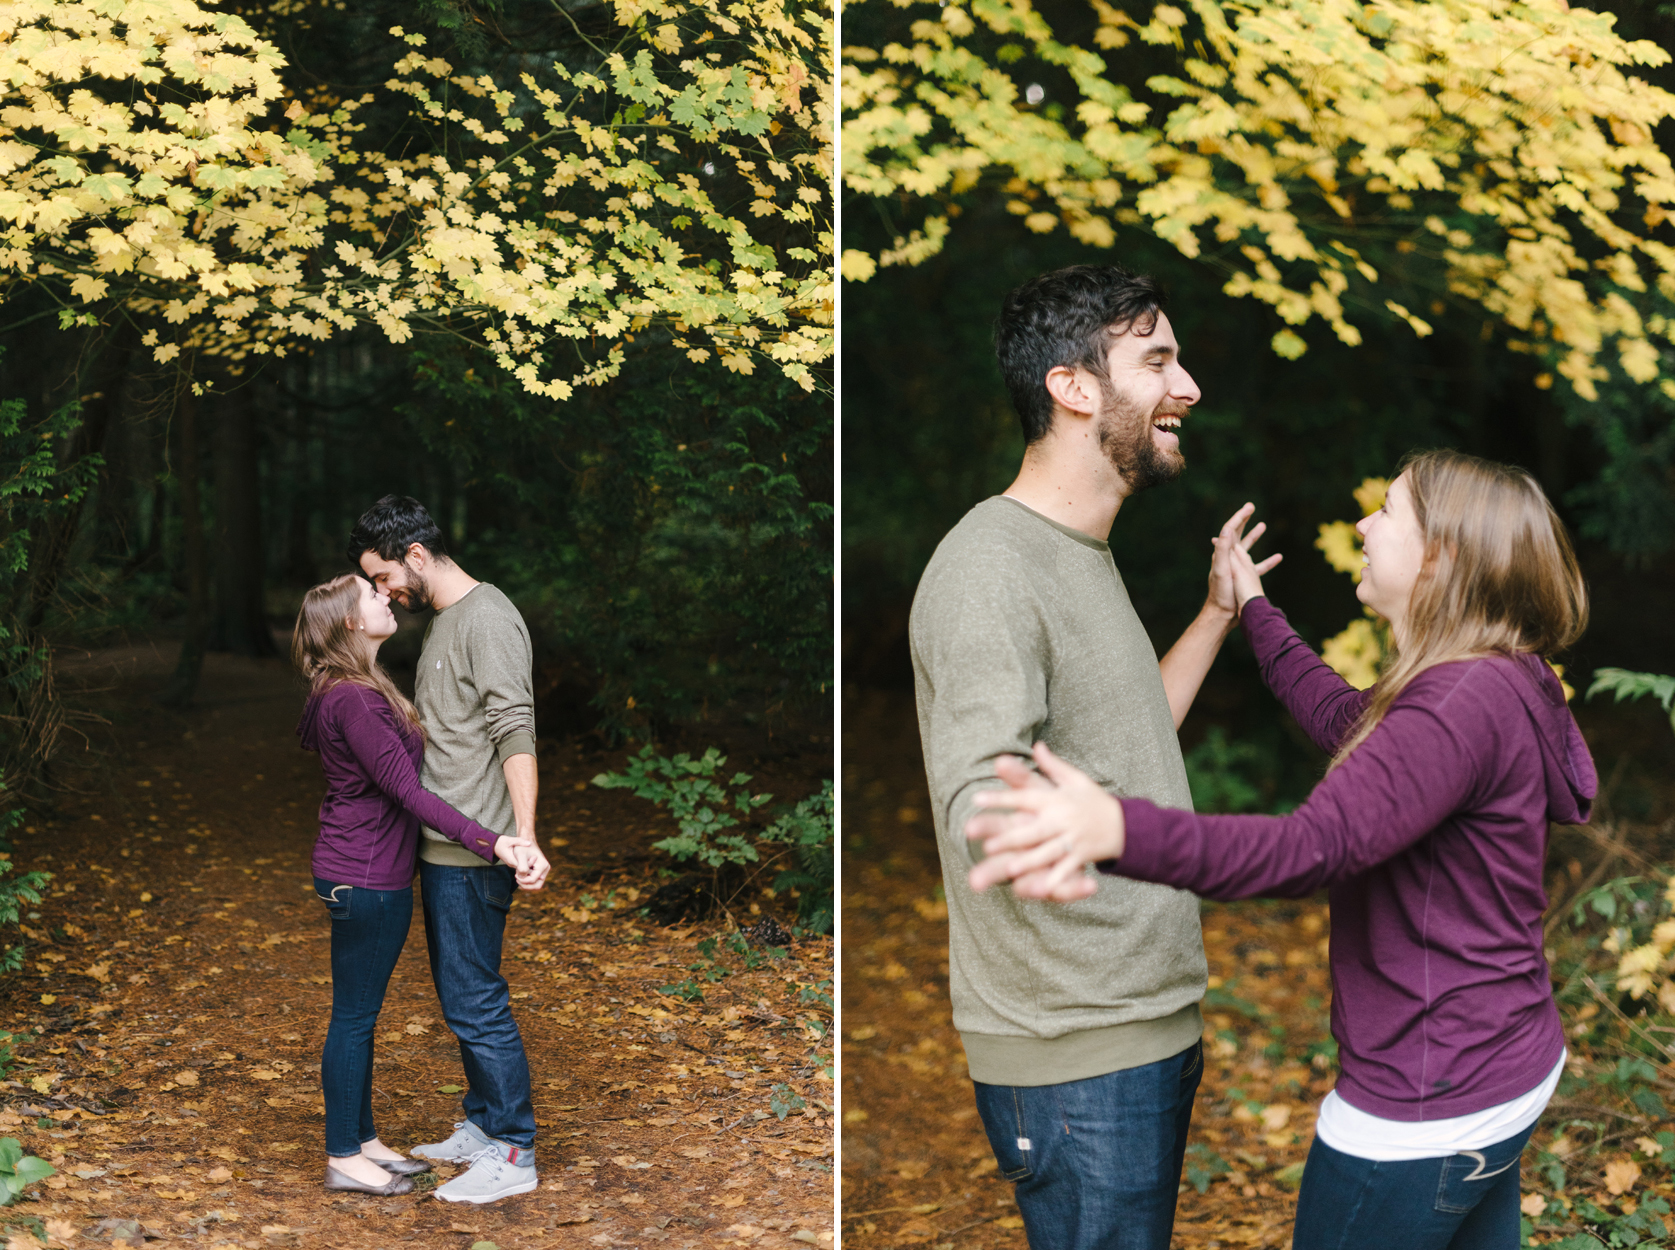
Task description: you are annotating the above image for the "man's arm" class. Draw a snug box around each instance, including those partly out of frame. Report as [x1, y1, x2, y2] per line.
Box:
[469, 604, 547, 888]
[502, 751, 549, 889]
[1157, 504, 1283, 730]
[1159, 604, 1237, 730]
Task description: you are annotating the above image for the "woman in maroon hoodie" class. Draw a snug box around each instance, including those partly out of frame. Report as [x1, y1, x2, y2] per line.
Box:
[294, 574, 531, 1196]
[965, 450, 1595, 1250]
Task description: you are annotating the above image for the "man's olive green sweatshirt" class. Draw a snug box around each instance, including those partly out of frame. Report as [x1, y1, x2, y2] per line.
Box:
[415, 583, 536, 867]
[909, 496, 1206, 1087]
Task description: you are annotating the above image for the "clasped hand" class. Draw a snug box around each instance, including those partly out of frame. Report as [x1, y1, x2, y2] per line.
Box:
[494, 836, 551, 890]
[964, 743, 1128, 901]
[1207, 502, 1281, 618]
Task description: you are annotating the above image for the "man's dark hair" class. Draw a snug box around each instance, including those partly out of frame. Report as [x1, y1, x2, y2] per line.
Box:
[995, 265, 1167, 444]
[347, 495, 449, 568]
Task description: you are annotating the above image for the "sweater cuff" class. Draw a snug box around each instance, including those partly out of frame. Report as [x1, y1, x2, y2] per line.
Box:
[1239, 594, 1278, 636]
[1096, 797, 1169, 881]
[466, 829, 500, 864]
[495, 731, 537, 764]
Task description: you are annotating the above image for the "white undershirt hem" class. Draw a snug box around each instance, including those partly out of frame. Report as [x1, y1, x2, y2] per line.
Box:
[1315, 1050, 1565, 1162]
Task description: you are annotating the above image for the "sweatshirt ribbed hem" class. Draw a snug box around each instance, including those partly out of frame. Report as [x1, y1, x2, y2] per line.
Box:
[419, 830, 493, 867]
[961, 1002, 1204, 1087]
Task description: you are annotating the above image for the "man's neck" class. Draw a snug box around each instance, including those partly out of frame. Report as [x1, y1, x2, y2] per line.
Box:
[1003, 435, 1130, 542]
[428, 563, 481, 612]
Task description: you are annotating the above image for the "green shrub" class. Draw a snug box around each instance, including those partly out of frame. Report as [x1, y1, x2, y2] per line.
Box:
[592, 746, 772, 869]
[760, 781, 833, 935]
[593, 748, 833, 933]
[0, 1137, 53, 1204]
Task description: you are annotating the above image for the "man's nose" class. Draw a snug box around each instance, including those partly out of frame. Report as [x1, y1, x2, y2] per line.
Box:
[1171, 364, 1202, 406]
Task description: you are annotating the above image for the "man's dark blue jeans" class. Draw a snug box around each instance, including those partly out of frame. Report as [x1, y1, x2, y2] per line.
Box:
[1291, 1122, 1537, 1250]
[972, 1042, 1203, 1250]
[316, 879, 412, 1159]
[419, 861, 536, 1151]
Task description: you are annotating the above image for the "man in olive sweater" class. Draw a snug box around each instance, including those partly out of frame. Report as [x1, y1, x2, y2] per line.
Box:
[350, 496, 551, 1205]
[910, 267, 1251, 1249]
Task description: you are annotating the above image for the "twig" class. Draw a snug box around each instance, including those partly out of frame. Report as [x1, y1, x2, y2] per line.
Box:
[938, 1213, 1002, 1238]
[1581, 975, 1675, 1064]
[1544, 1100, 1651, 1122]
[843, 1204, 945, 1221]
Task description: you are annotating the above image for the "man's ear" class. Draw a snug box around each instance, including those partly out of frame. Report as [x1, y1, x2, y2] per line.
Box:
[1043, 365, 1098, 420]
[405, 541, 428, 569]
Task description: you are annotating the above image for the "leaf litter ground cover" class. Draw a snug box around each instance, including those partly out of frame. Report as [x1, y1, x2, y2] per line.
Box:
[841, 691, 1503, 1249]
[0, 644, 834, 1249]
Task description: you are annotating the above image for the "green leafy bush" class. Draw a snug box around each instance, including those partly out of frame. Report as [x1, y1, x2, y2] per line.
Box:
[593, 748, 834, 933]
[592, 747, 772, 869]
[1587, 668, 1675, 735]
[0, 1137, 53, 1204]
[1183, 728, 1302, 816]
[761, 781, 834, 935]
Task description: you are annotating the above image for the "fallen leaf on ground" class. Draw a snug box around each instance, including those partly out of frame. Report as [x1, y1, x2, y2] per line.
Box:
[1605, 1159, 1641, 1195]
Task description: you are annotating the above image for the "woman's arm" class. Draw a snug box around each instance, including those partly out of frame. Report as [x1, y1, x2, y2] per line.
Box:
[1241, 598, 1370, 754]
[968, 664, 1487, 901]
[334, 689, 502, 863]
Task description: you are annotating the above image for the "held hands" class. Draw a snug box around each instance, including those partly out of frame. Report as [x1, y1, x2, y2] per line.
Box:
[964, 744, 1127, 901]
[494, 835, 551, 891]
[1208, 503, 1283, 617]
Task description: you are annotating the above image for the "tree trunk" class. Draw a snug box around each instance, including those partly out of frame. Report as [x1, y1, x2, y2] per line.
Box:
[159, 381, 210, 707]
[25, 328, 135, 629]
[209, 395, 277, 657]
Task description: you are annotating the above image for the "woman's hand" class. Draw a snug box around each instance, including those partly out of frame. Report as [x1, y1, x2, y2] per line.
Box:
[1210, 503, 1283, 614]
[495, 837, 551, 889]
[964, 744, 1127, 901]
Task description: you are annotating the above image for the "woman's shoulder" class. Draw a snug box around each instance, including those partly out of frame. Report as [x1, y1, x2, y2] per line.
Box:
[1395, 652, 1559, 723]
[316, 680, 399, 723]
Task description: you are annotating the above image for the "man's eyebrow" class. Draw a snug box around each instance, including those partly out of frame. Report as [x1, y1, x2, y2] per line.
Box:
[1140, 343, 1176, 361]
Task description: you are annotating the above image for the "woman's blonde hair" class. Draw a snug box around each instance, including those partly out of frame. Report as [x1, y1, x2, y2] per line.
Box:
[1332, 449, 1587, 767]
[291, 574, 425, 738]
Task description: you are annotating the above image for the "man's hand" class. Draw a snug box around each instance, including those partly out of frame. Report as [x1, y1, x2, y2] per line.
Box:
[1209, 503, 1283, 615]
[965, 744, 1127, 901]
[493, 837, 551, 890]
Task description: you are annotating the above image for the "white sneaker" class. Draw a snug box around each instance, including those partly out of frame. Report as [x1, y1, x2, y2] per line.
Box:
[410, 1120, 493, 1164]
[433, 1145, 538, 1204]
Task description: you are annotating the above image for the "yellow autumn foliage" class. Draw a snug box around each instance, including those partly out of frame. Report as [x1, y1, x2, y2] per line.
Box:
[1319, 616, 1385, 692]
[0, 0, 833, 396]
[843, 0, 1675, 396]
[1616, 879, 1675, 1005]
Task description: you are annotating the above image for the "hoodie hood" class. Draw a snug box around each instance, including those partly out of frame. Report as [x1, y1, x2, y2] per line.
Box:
[297, 689, 326, 754]
[1508, 652, 1597, 826]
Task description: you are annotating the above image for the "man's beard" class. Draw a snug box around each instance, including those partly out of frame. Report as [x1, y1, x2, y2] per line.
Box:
[1095, 381, 1185, 494]
[397, 563, 434, 611]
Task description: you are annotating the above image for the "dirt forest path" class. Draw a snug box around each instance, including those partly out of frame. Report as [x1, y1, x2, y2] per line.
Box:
[0, 643, 834, 1250]
[841, 691, 1338, 1250]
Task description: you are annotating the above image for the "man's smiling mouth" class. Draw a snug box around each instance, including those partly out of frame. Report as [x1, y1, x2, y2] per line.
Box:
[1152, 414, 1182, 432]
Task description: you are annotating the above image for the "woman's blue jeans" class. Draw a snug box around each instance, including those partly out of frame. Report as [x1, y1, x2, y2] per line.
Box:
[315, 879, 413, 1159]
[1291, 1121, 1537, 1250]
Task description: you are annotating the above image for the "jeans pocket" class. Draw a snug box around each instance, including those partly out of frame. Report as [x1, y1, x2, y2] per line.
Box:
[1434, 1147, 1521, 1215]
[1180, 1040, 1204, 1082]
[481, 866, 514, 912]
[315, 882, 352, 922]
[973, 1085, 1035, 1183]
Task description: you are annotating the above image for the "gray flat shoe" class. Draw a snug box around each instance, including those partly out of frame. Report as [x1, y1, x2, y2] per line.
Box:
[324, 1164, 414, 1196]
[370, 1157, 432, 1176]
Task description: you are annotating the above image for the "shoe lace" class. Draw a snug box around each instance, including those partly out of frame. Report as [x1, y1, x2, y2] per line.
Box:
[461, 1146, 502, 1172]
